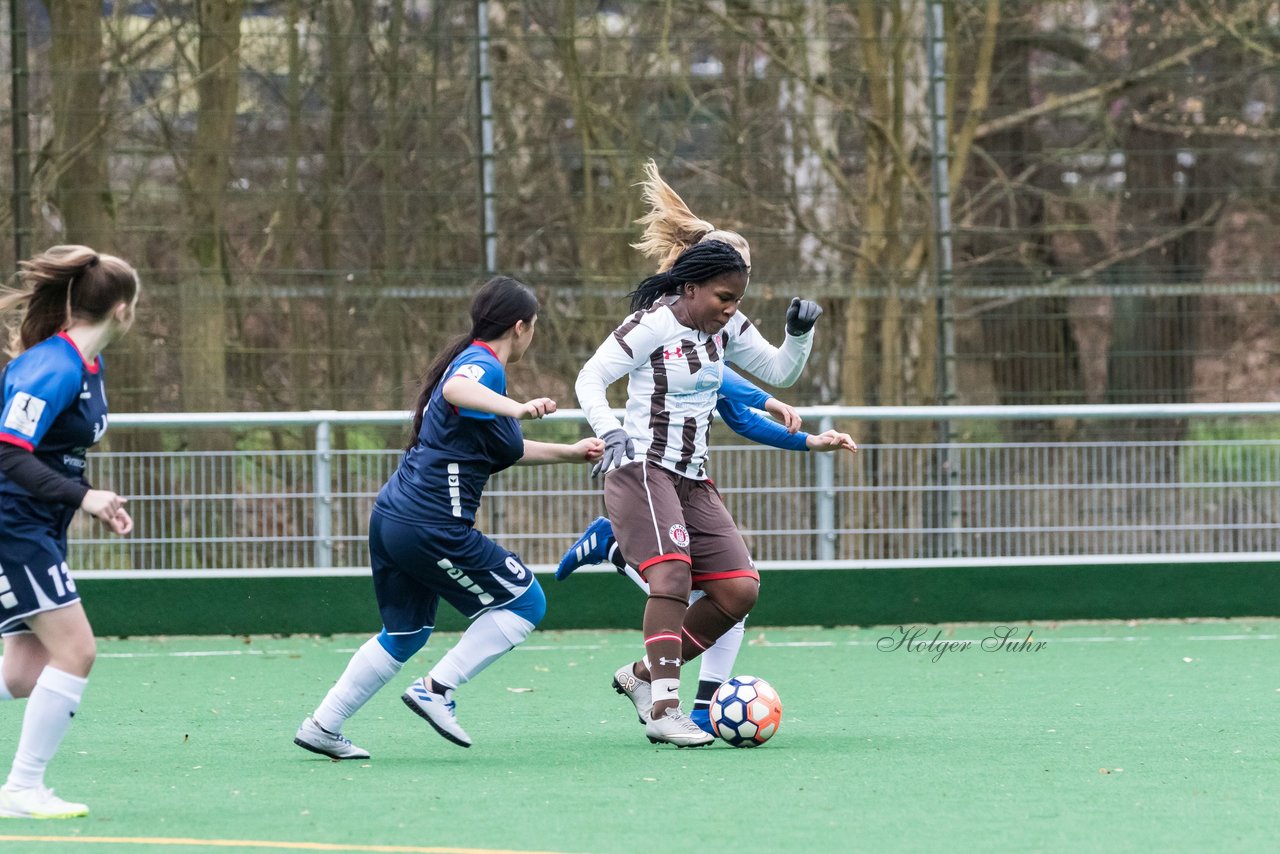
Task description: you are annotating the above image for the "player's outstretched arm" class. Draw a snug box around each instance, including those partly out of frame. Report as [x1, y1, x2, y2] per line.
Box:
[717, 398, 808, 451]
[721, 366, 800, 432]
[517, 437, 605, 466]
[719, 367, 772, 410]
[442, 375, 555, 420]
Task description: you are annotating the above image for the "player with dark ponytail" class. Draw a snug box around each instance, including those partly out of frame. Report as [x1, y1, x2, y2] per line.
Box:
[0, 245, 139, 819]
[406, 275, 538, 447]
[295, 276, 602, 759]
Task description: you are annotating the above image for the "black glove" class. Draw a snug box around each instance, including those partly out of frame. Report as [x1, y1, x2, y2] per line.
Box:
[591, 428, 635, 478]
[785, 297, 822, 336]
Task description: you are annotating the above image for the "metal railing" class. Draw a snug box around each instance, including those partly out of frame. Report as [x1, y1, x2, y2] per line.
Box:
[72, 404, 1280, 575]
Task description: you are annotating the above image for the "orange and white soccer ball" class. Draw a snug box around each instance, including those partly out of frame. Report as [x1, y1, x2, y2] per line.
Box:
[709, 675, 783, 747]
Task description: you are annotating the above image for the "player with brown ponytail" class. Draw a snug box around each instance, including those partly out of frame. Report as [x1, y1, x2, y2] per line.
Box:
[0, 245, 139, 819]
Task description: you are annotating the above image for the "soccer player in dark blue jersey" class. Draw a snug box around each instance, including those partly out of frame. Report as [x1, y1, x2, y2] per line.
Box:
[295, 276, 603, 759]
[0, 245, 139, 819]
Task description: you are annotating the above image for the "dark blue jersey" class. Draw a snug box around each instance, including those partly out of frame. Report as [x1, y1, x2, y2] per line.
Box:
[374, 342, 524, 527]
[0, 332, 108, 501]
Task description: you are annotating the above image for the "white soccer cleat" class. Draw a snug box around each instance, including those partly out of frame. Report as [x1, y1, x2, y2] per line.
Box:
[293, 717, 370, 760]
[0, 784, 89, 819]
[401, 678, 472, 748]
[612, 662, 652, 724]
[644, 706, 715, 748]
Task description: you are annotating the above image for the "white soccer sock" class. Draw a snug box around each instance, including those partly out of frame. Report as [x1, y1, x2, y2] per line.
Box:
[429, 609, 535, 690]
[6, 666, 86, 790]
[0, 657, 12, 701]
[698, 619, 746, 687]
[312, 636, 404, 734]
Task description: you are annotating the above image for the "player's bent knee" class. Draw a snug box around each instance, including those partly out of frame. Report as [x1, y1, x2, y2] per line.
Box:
[715, 579, 759, 621]
[377, 626, 432, 662]
[56, 635, 97, 677]
[645, 560, 692, 600]
[506, 579, 546, 626]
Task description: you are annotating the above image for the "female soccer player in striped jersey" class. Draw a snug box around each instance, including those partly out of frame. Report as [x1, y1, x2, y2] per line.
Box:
[555, 366, 856, 732]
[0, 245, 139, 819]
[575, 240, 822, 746]
[295, 276, 602, 759]
[564, 160, 852, 736]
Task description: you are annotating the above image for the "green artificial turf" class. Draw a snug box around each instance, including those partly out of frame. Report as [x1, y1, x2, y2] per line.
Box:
[0, 620, 1276, 853]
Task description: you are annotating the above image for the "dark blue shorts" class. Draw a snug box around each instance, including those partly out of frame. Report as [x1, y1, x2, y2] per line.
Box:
[369, 510, 536, 630]
[0, 503, 79, 634]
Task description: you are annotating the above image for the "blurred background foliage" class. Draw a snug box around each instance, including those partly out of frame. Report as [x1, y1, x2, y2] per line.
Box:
[1, 0, 1278, 430]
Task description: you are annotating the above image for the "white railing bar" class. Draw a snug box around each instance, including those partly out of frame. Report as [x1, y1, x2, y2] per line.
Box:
[107, 402, 1280, 429]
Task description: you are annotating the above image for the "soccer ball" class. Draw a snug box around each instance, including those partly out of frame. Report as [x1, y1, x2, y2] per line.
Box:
[709, 675, 783, 747]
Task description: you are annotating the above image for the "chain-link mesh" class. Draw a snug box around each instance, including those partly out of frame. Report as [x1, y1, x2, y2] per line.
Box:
[2, 2, 1278, 413]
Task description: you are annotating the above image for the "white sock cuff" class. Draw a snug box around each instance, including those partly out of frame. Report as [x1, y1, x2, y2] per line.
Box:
[35, 667, 87, 704]
[358, 636, 405, 680]
[651, 678, 680, 703]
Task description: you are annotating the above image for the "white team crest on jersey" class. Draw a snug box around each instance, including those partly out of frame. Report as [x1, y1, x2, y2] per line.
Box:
[3, 392, 46, 437]
[668, 524, 690, 548]
[453, 364, 486, 383]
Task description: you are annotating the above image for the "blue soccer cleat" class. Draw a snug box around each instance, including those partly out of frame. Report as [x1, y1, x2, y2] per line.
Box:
[555, 516, 614, 581]
[690, 707, 714, 735]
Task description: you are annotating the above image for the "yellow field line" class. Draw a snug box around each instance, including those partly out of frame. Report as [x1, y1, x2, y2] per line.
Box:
[0, 836, 572, 854]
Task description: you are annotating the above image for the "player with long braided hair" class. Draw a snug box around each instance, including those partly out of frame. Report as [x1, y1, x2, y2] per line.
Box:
[576, 239, 822, 746]
[562, 161, 846, 734]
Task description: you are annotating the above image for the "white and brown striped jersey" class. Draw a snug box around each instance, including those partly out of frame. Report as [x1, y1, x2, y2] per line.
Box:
[575, 295, 813, 480]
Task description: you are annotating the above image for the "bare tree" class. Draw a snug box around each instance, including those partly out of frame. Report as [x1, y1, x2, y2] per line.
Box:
[48, 0, 113, 247]
[180, 0, 244, 417]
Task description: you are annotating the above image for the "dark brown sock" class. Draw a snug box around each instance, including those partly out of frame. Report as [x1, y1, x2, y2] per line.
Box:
[642, 592, 688, 714]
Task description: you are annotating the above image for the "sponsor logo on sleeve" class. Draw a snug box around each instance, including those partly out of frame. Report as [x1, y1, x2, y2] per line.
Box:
[3, 392, 46, 437]
[453, 364, 487, 383]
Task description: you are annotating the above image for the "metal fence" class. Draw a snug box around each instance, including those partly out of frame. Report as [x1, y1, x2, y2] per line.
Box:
[72, 405, 1280, 576]
[5, 3, 1280, 414]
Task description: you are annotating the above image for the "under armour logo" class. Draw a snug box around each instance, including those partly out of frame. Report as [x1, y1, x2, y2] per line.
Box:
[663, 347, 684, 360]
[658, 656, 683, 667]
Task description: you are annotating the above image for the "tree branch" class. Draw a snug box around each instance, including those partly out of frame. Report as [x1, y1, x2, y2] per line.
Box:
[973, 33, 1222, 140]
